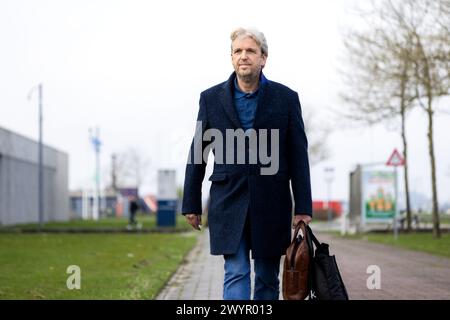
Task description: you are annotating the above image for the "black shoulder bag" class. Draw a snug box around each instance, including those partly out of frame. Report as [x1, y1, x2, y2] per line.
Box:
[306, 226, 349, 300]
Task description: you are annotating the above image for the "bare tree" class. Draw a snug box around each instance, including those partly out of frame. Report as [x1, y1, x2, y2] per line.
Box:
[111, 148, 151, 191]
[303, 107, 331, 166]
[387, 0, 450, 238]
[339, 3, 417, 231]
[340, 0, 450, 236]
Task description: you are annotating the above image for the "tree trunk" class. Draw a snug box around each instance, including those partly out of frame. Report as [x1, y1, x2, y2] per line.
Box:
[426, 99, 441, 238]
[399, 56, 412, 232]
[415, 34, 441, 238]
[401, 109, 412, 232]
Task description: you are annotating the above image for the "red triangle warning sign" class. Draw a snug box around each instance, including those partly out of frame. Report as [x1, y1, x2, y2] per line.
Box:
[386, 149, 405, 166]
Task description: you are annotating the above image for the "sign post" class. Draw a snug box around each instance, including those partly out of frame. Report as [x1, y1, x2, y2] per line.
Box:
[386, 149, 405, 240]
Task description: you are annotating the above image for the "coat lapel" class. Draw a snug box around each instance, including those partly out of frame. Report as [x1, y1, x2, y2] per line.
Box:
[252, 73, 271, 129]
[219, 73, 243, 129]
[219, 72, 272, 130]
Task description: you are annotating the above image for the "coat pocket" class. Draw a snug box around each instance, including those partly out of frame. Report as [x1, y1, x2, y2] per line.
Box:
[208, 173, 228, 182]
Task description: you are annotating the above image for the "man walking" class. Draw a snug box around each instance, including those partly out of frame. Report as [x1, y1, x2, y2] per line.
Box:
[182, 28, 312, 300]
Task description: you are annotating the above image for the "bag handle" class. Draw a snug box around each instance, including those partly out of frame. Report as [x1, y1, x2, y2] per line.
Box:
[294, 221, 316, 300]
[293, 220, 307, 241]
[293, 221, 320, 248]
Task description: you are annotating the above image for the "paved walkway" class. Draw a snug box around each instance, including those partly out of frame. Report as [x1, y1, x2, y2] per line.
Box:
[157, 228, 450, 300]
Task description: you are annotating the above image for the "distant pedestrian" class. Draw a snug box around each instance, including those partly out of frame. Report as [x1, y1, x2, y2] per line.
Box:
[128, 196, 139, 229]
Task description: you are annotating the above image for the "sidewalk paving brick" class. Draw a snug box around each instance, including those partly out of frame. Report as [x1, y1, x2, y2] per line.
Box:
[157, 228, 450, 300]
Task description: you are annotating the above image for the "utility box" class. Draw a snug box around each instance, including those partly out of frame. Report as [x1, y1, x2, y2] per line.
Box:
[157, 169, 177, 227]
[349, 165, 363, 231]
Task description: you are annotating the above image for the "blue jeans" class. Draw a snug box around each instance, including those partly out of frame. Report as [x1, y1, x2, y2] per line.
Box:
[223, 229, 281, 300]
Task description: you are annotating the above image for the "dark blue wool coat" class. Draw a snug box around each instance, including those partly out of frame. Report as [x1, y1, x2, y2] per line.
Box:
[182, 72, 312, 258]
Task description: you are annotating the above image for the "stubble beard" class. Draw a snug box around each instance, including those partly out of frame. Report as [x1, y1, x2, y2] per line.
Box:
[237, 67, 259, 83]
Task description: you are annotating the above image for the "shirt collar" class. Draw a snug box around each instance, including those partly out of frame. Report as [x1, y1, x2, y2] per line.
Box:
[234, 74, 261, 99]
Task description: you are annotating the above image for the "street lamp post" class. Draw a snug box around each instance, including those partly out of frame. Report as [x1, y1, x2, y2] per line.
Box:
[28, 84, 44, 230]
[324, 167, 335, 227]
[89, 127, 101, 220]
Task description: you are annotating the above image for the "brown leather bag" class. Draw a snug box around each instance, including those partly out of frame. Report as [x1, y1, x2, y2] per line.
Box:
[282, 220, 311, 300]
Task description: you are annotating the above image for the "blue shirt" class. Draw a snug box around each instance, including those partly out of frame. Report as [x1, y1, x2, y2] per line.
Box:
[233, 76, 260, 130]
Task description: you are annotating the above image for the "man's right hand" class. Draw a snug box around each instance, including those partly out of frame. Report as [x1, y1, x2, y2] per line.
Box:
[185, 214, 202, 231]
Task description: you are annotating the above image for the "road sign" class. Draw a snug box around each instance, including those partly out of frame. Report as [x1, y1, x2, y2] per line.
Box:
[385, 149, 404, 240]
[386, 149, 405, 167]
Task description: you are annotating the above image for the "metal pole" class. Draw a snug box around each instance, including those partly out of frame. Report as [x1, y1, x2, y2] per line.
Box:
[111, 153, 117, 192]
[38, 84, 44, 230]
[327, 179, 331, 225]
[341, 208, 346, 236]
[89, 127, 101, 220]
[82, 188, 88, 220]
[394, 166, 398, 240]
[324, 167, 334, 228]
[96, 127, 100, 219]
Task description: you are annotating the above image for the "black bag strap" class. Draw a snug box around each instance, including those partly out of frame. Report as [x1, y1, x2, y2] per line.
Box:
[306, 225, 321, 249]
[294, 221, 316, 300]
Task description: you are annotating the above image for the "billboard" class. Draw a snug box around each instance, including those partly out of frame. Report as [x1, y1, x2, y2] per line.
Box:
[362, 170, 396, 222]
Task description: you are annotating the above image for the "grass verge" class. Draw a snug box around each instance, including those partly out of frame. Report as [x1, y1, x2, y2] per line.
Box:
[0, 231, 198, 299]
[0, 214, 191, 232]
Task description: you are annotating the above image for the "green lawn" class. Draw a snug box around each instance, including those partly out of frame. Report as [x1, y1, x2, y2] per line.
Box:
[0, 214, 190, 232]
[0, 232, 198, 299]
[336, 232, 450, 258]
[416, 214, 450, 225]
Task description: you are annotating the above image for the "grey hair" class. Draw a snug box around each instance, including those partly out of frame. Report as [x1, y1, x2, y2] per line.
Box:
[230, 27, 268, 57]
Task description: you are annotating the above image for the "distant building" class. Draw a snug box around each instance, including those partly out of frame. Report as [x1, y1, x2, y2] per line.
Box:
[69, 189, 120, 219]
[0, 126, 69, 225]
[69, 187, 157, 219]
[312, 200, 343, 220]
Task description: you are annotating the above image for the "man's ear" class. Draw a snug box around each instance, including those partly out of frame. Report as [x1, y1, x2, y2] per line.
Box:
[262, 55, 267, 68]
[261, 55, 267, 69]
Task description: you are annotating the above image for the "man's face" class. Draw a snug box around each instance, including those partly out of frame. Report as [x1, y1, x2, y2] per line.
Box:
[231, 36, 267, 81]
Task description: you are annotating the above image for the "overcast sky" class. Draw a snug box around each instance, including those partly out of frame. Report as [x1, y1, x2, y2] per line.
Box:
[1, 0, 449, 208]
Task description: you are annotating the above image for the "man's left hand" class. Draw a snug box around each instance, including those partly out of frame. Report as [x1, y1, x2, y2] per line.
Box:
[293, 214, 312, 228]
